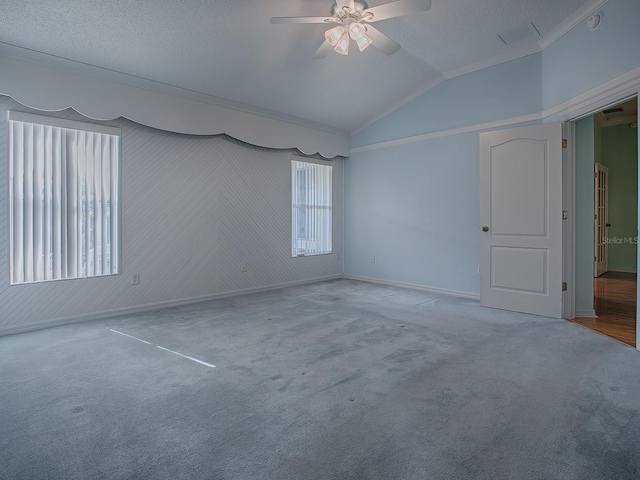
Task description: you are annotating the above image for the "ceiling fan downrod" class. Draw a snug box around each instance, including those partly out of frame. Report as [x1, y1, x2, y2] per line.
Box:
[330, 1, 374, 22]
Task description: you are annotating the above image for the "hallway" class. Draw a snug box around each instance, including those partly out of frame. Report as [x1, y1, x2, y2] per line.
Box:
[573, 272, 637, 347]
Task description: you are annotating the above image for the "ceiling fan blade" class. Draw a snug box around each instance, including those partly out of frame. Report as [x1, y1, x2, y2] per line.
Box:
[270, 16, 335, 24]
[365, 25, 401, 55]
[362, 0, 431, 22]
[313, 41, 334, 59]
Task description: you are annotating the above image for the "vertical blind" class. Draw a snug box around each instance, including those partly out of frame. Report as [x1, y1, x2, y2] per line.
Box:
[291, 159, 332, 256]
[8, 112, 120, 284]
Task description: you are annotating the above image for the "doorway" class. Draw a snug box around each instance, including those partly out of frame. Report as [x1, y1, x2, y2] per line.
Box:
[573, 98, 638, 347]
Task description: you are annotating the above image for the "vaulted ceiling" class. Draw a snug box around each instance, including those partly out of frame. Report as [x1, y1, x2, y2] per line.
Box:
[1, 0, 593, 134]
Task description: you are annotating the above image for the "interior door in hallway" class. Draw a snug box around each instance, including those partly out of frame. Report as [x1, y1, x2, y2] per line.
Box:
[479, 122, 563, 318]
[594, 162, 609, 277]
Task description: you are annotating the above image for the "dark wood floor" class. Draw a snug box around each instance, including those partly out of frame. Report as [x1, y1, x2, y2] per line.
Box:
[573, 272, 637, 347]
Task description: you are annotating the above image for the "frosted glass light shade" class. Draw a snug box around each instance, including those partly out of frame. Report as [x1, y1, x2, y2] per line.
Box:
[354, 33, 372, 51]
[325, 26, 345, 46]
[349, 23, 372, 52]
[349, 23, 366, 40]
[334, 31, 350, 55]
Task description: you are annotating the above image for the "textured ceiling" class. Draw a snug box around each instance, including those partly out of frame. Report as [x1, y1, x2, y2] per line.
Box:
[0, 0, 592, 133]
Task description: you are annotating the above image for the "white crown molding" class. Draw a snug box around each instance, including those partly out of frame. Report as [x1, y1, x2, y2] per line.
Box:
[349, 0, 611, 136]
[350, 113, 542, 153]
[343, 274, 480, 300]
[445, 0, 610, 81]
[538, 0, 610, 50]
[351, 66, 640, 154]
[0, 275, 343, 338]
[0, 41, 349, 138]
[543, 66, 640, 121]
[442, 43, 542, 81]
[348, 46, 540, 136]
[349, 75, 445, 137]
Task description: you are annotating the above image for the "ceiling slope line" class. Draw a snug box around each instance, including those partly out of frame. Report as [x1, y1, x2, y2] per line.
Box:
[350, 65, 640, 154]
[349, 75, 445, 137]
[441, 44, 541, 82]
[349, 0, 611, 136]
[349, 113, 543, 153]
[440, 0, 610, 80]
[543, 65, 640, 121]
[538, 0, 610, 50]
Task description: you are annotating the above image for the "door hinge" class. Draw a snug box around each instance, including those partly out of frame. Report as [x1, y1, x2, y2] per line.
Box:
[562, 210, 568, 220]
[562, 139, 568, 148]
[594, 172, 598, 178]
[562, 282, 567, 291]
[594, 256, 597, 262]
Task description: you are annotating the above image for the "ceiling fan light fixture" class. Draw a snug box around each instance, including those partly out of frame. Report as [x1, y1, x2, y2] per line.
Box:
[349, 22, 366, 39]
[325, 26, 345, 46]
[334, 31, 350, 55]
[349, 22, 372, 52]
[354, 33, 372, 51]
[272, 0, 433, 58]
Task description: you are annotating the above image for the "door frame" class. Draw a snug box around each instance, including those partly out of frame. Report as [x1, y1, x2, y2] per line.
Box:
[560, 85, 639, 351]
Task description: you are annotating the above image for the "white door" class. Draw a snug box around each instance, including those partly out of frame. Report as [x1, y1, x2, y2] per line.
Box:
[594, 162, 609, 277]
[479, 122, 563, 318]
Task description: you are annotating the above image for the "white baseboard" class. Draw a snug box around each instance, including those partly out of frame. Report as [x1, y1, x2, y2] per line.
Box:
[607, 268, 637, 274]
[575, 310, 598, 318]
[343, 274, 480, 300]
[0, 275, 343, 338]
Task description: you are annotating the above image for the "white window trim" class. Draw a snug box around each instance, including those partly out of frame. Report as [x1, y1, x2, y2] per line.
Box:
[291, 155, 333, 258]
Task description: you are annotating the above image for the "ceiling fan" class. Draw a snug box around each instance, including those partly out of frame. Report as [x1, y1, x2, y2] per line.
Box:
[270, 0, 432, 58]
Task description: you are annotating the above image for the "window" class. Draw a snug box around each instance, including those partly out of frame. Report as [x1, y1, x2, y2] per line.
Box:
[8, 111, 120, 284]
[291, 158, 332, 256]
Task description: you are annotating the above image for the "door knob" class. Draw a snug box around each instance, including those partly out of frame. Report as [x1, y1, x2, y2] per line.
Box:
[482, 226, 489, 232]
[605, 223, 611, 227]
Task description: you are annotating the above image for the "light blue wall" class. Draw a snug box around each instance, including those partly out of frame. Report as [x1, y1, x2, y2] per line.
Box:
[345, 0, 640, 298]
[352, 54, 543, 148]
[575, 117, 595, 313]
[542, 0, 640, 110]
[345, 133, 479, 293]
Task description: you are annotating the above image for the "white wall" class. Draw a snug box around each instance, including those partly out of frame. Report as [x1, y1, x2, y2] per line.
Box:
[0, 97, 344, 335]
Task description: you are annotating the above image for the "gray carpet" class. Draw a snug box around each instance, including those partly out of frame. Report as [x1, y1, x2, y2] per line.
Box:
[1, 279, 639, 479]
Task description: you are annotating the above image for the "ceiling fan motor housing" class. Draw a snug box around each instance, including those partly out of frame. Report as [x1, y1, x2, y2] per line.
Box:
[331, 1, 369, 19]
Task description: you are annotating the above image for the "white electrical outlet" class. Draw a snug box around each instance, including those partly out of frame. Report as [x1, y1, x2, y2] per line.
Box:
[131, 273, 140, 285]
[370, 255, 376, 263]
[241, 263, 248, 272]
